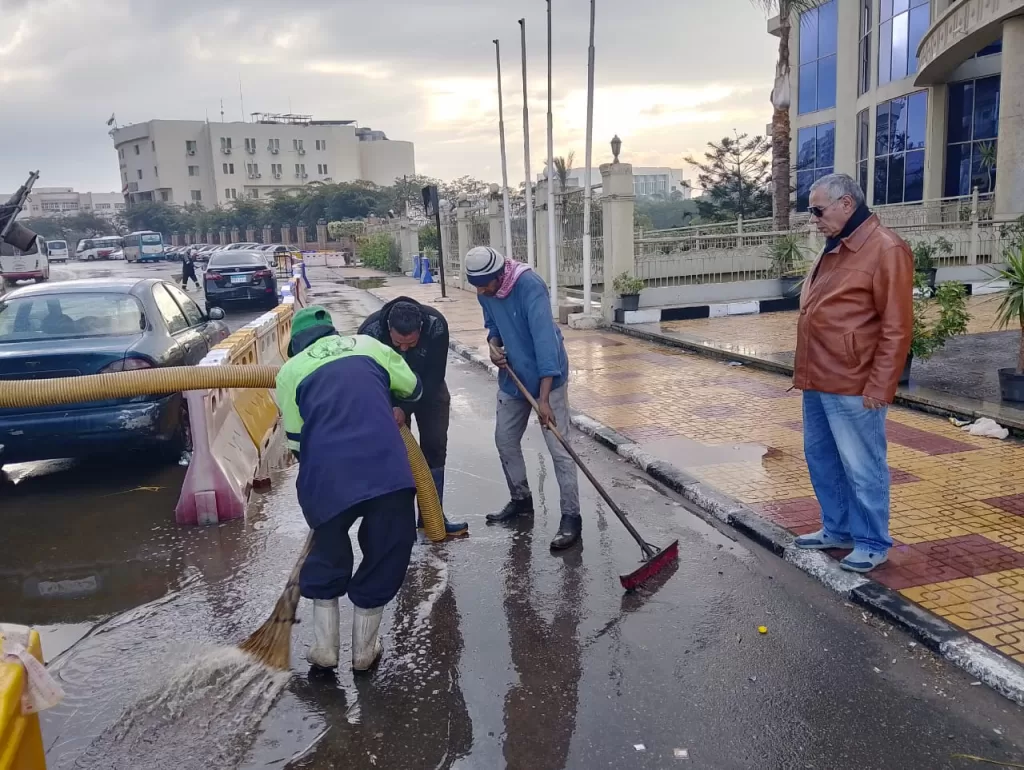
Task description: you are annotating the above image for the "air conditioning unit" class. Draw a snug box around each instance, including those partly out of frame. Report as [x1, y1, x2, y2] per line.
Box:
[247, 146, 256, 154]
[301, 173, 309, 179]
[222, 147, 232, 154]
[269, 146, 279, 154]
[323, 177, 333, 182]
[298, 148, 306, 155]
[256, 173, 262, 178]
[187, 149, 196, 156]
[274, 173, 281, 179]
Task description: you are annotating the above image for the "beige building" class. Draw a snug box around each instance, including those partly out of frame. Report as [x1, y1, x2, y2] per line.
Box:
[7, 187, 125, 219]
[110, 114, 415, 208]
[773, 0, 1022, 218]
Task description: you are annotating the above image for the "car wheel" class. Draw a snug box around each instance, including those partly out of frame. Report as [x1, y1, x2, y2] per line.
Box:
[168, 397, 193, 460]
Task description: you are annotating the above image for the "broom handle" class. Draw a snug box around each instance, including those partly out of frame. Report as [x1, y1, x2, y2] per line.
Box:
[504, 366, 656, 560]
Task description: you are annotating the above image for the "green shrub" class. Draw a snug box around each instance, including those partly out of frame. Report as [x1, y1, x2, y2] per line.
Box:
[357, 233, 401, 272]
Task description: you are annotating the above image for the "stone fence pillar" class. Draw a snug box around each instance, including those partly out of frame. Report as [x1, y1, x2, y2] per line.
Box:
[456, 197, 473, 291]
[230, 227, 240, 244]
[316, 219, 329, 251]
[600, 161, 636, 322]
[488, 185, 505, 254]
[246, 226, 257, 243]
[262, 224, 273, 245]
[398, 217, 419, 272]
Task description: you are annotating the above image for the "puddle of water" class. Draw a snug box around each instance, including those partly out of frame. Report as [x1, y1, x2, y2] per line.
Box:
[642, 435, 774, 468]
[335, 277, 386, 290]
[70, 648, 289, 770]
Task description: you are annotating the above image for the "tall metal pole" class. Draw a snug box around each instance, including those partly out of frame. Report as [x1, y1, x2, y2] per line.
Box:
[545, 0, 557, 316]
[519, 18, 535, 268]
[581, 0, 596, 316]
[494, 40, 514, 260]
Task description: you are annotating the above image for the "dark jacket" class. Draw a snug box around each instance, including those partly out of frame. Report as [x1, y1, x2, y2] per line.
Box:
[359, 296, 449, 404]
[793, 213, 913, 404]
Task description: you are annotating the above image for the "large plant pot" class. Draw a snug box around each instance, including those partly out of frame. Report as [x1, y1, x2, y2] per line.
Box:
[998, 368, 1024, 403]
[619, 294, 640, 312]
[780, 275, 803, 299]
[898, 354, 913, 386]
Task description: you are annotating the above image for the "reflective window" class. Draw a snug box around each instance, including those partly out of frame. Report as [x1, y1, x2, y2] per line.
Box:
[857, 109, 871, 194]
[974, 38, 1003, 58]
[798, 0, 838, 114]
[874, 92, 927, 205]
[879, 0, 930, 85]
[795, 121, 836, 211]
[945, 76, 1001, 196]
[858, 0, 872, 96]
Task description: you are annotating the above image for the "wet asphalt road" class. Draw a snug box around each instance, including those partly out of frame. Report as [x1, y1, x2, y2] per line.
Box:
[1, 267, 1023, 769]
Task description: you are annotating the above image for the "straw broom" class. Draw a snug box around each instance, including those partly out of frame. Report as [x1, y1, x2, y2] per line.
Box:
[239, 532, 314, 670]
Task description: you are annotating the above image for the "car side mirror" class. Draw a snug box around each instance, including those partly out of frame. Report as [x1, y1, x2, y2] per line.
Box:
[208, 307, 226, 321]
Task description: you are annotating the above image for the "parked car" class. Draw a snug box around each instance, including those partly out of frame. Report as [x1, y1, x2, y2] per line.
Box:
[221, 242, 261, 251]
[45, 240, 69, 263]
[203, 251, 279, 313]
[193, 245, 220, 263]
[0, 278, 229, 467]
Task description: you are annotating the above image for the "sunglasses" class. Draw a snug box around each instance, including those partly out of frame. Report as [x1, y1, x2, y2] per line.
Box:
[808, 199, 845, 218]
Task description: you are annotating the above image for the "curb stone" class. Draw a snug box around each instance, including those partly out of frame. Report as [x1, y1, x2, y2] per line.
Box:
[439, 331, 1024, 708]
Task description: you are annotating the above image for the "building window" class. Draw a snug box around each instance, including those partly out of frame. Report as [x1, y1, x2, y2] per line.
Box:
[247, 162, 260, 177]
[220, 137, 233, 152]
[186, 140, 197, 155]
[879, 0, 930, 86]
[160, 191, 170, 202]
[796, 121, 836, 211]
[858, 0, 872, 96]
[318, 163, 329, 175]
[151, 141, 156, 152]
[119, 148, 124, 160]
[225, 188, 237, 200]
[191, 190, 202, 203]
[316, 139, 326, 151]
[134, 144, 140, 155]
[295, 163, 306, 176]
[974, 39, 1003, 58]
[293, 139, 304, 151]
[874, 91, 927, 205]
[137, 169, 143, 180]
[857, 109, 871, 194]
[268, 138, 280, 152]
[188, 165, 199, 177]
[154, 166, 159, 177]
[798, 0, 837, 114]
[945, 76, 1000, 197]
[248, 189, 260, 199]
[245, 137, 257, 153]
[223, 162, 235, 174]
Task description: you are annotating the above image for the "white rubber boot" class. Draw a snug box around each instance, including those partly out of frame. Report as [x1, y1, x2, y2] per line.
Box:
[306, 598, 340, 669]
[351, 605, 384, 672]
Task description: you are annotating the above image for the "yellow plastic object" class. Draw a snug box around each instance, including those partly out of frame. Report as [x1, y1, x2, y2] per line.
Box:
[0, 365, 279, 409]
[0, 365, 448, 542]
[0, 628, 46, 770]
[400, 424, 446, 543]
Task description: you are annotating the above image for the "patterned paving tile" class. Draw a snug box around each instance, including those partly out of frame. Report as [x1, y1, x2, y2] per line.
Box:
[374, 282, 1024, 664]
[984, 493, 1024, 518]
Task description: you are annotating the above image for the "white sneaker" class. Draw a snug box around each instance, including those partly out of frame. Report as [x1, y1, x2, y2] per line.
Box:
[306, 598, 340, 669]
[351, 605, 384, 671]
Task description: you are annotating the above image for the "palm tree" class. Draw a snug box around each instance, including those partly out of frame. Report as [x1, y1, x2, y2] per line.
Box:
[751, 0, 816, 231]
[553, 151, 575, 190]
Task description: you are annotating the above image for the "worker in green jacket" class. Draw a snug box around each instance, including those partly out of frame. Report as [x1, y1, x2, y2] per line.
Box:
[277, 305, 423, 672]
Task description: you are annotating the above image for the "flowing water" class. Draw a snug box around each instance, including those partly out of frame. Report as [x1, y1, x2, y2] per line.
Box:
[71, 649, 289, 770]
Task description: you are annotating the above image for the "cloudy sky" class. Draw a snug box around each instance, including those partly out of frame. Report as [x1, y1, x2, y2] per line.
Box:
[0, 0, 777, 194]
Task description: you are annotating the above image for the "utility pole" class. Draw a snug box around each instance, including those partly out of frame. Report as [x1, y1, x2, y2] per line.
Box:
[546, 0, 557, 316]
[581, 0, 596, 316]
[494, 40, 514, 259]
[519, 18, 535, 268]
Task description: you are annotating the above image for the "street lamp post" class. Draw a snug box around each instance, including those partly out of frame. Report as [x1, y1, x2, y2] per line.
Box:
[546, 0, 557, 316]
[519, 18, 535, 268]
[581, 0, 596, 316]
[494, 40, 514, 261]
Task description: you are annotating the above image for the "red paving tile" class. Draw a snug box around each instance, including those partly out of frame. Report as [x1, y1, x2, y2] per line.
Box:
[690, 404, 742, 419]
[984, 494, 1024, 518]
[885, 422, 980, 455]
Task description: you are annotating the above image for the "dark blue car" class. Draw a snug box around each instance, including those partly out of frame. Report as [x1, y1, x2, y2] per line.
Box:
[0, 278, 229, 469]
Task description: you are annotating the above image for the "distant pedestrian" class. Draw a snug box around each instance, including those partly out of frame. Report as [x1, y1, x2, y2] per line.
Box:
[466, 246, 582, 551]
[181, 248, 200, 291]
[793, 173, 913, 573]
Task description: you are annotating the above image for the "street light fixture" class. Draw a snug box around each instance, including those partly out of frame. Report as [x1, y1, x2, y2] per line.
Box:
[611, 135, 622, 164]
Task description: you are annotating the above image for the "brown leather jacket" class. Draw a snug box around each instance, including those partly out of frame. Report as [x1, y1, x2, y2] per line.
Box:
[793, 214, 913, 403]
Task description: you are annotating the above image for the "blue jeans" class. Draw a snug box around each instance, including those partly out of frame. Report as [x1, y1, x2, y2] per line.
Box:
[802, 391, 892, 552]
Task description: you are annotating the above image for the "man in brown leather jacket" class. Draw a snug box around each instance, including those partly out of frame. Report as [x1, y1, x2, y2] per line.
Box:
[792, 173, 913, 573]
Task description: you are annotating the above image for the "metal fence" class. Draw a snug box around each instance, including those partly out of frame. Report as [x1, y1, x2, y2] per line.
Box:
[470, 212, 490, 249]
[439, 212, 460, 287]
[555, 189, 604, 288]
[634, 230, 787, 287]
[508, 197, 529, 263]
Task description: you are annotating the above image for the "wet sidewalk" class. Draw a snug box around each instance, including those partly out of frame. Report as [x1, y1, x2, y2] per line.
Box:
[618, 296, 1024, 432]
[369, 278, 1024, 668]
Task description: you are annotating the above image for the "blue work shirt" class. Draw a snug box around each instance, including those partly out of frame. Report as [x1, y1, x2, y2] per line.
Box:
[478, 271, 569, 399]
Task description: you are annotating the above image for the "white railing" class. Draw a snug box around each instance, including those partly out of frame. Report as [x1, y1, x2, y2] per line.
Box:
[556, 189, 604, 287]
[439, 212, 460, 287]
[634, 230, 798, 287]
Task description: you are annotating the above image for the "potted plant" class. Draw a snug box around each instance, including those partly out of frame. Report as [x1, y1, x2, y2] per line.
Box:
[903, 277, 970, 384]
[988, 245, 1024, 402]
[613, 272, 646, 312]
[767, 234, 811, 299]
[911, 237, 952, 292]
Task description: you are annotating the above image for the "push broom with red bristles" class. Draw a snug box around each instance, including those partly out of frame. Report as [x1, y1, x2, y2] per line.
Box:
[505, 367, 679, 590]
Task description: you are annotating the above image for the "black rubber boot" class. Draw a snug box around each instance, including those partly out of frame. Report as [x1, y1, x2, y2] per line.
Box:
[549, 514, 582, 550]
[486, 495, 534, 524]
